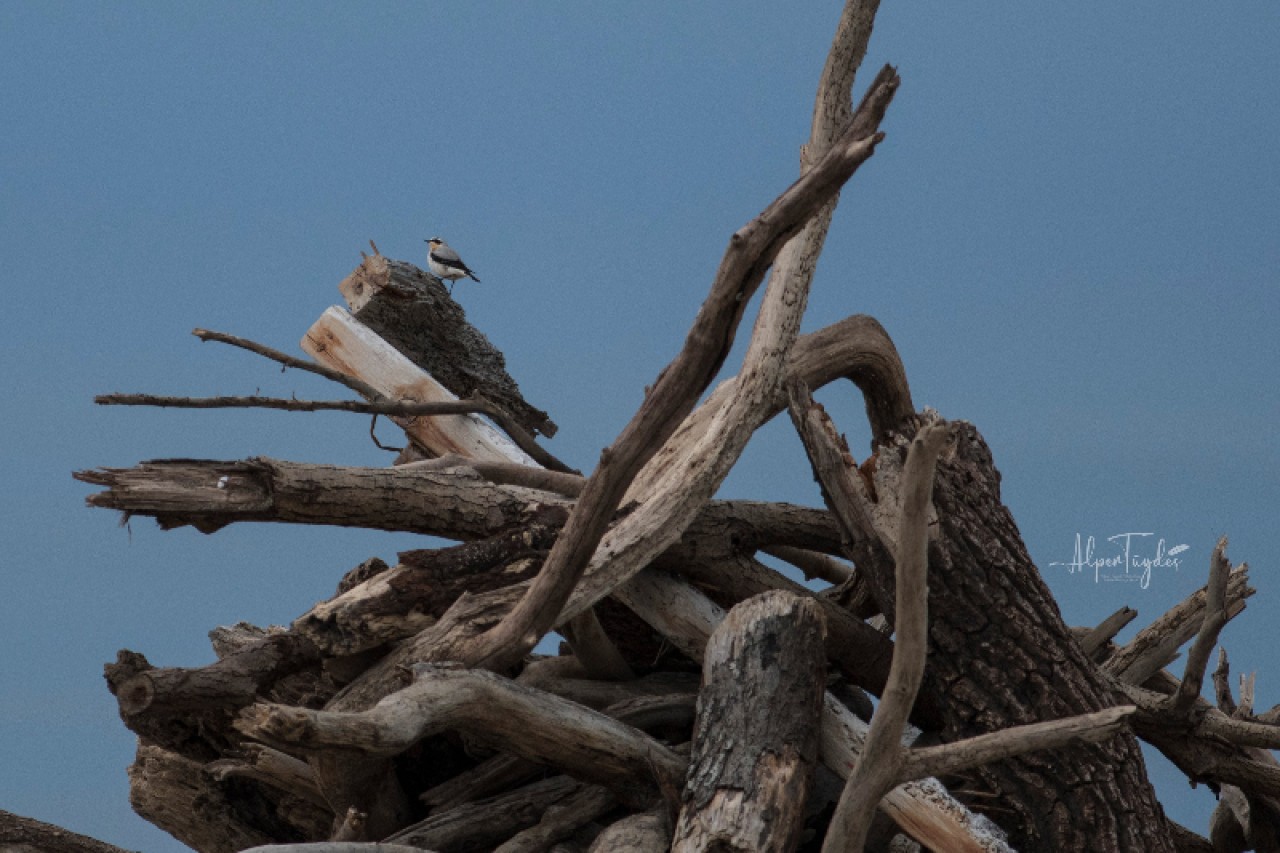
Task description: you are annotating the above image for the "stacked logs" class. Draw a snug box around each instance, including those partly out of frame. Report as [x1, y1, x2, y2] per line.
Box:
[58, 3, 1280, 849]
[78, 251, 1274, 853]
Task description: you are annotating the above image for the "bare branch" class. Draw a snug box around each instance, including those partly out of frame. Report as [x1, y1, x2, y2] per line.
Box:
[1172, 537, 1231, 711]
[1080, 606, 1139, 658]
[761, 544, 853, 585]
[899, 706, 1137, 783]
[235, 663, 685, 808]
[95, 389, 574, 472]
[194, 326, 385, 400]
[1104, 561, 1253, 685]
[463, 66, 900, 672]
[1213, 647, 1238, 715]
[1238, 672, 1257, 719]
[822, 422, 952, 852]
[0, 809, 139, 853]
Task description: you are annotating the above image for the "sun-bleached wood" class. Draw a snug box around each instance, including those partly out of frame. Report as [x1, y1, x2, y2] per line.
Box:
[303, 306, 536, 465]
[672, 592, 826, 853]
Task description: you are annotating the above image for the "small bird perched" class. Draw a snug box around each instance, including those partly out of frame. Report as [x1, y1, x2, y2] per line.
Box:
[425, 237, 481, 294]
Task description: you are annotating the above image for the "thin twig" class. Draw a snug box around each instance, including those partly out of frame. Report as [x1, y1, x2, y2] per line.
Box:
[96, 392, 500, 416]
[95, 391, 576, 472]
[194, 327, 384, 401]
[197, 327, 575, 471]
[368, 415, 404, 453]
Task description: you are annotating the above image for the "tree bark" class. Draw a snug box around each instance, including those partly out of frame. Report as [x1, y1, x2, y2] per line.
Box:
[336, 251, 555, 438]
[127, 743, 329, 853]
[0, 810, 139, 853]
[672, 592, 826, 853]
[859, 417, 1175, 851]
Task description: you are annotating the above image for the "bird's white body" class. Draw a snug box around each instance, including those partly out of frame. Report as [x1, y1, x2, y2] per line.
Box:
[426, 237, 480, 291]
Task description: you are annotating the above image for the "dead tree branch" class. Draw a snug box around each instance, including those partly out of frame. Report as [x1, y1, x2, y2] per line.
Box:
[461, 64, 900, 673]
[821, 422, 952, 852]
[672, 592, 826, 852]
[1172, 536, 1232, 712]
[236, 663, 686, 808]
[194, 326, 385, 400]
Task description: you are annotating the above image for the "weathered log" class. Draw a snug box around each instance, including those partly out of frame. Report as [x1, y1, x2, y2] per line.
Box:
[587, 811, 670, 852]
[491, 785, 617, 853]
[103, 634, 326, 767]
[303, 307, 537, 465]
[790, 396, 1174, 850]
[75, 458, 843, 553]
[672, 591, 826, 853]
[110, 634, 321, 718]
[206, 743, 328, 809]
[237, 664, 687, 809]
[128, 743, 327, 853]
[336, 252, 555, 438]
[0, 809, 138, 853]
[76, 457, 564, 538]
[293, 514, 564, 656]
[386, 776, 584, 851]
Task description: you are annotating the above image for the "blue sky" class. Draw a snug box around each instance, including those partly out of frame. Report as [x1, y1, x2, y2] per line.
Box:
[2, 3, 1276, 849]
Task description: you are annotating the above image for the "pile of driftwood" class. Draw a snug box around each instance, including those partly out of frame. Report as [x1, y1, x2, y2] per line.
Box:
[24, 3, 1275, 852]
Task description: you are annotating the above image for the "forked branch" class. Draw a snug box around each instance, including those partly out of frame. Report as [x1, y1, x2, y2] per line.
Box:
[820, 421, 952, 853]
[462, 64, 902, 672]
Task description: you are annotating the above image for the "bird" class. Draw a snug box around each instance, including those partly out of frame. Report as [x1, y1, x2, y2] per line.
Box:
[425, 237, 481, 294]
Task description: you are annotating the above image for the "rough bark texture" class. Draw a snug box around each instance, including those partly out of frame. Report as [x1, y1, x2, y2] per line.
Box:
[339, 252, 556, 438]
[386, 776, 583, 851]
[870, 419, 1175, 851]
[127, 743, 329, 853]
[0, 810, 138, 853]
[672, 592, 826, 853]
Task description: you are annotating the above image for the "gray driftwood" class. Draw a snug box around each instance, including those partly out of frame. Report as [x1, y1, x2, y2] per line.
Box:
[672, 591, 826, 853]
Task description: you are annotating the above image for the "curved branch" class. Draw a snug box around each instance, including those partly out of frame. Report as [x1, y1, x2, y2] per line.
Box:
[788, 313, 915, 445]
[1172, 536, 1231, 712]
[236, 664, 685, 809]
[194, 326, 384, 400]
[463, 66, 900, 672]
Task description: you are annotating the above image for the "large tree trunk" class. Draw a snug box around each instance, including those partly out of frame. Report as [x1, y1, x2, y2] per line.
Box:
[869, 419, 1174, 850]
